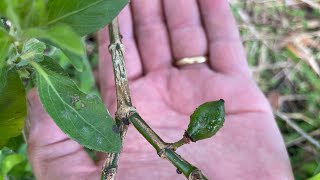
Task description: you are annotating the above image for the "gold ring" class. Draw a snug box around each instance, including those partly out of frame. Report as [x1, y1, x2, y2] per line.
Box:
[175, 56, 207, 67]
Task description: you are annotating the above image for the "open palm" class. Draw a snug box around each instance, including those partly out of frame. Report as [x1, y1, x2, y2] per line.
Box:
[27, 0, 294, 179]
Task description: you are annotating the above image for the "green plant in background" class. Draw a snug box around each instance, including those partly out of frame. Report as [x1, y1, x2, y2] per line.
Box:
[0, 0, 226, 179]
[308, 173, 320, 180]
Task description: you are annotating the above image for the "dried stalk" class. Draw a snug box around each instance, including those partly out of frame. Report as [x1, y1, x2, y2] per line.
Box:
[101, 18, 134, 180]
[275, 111, 320, 148]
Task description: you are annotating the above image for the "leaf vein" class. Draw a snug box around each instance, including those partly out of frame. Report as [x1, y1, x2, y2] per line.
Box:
[46, 0, 104, 26]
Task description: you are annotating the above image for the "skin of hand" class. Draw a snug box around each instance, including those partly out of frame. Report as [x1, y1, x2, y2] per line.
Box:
[26, 0, 294, 179]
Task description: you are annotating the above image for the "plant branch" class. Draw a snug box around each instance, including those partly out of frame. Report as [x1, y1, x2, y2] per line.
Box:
[129, 113, 208, 180]
[167, 134, 191, 151]
[101, 18, 135, 180]
[102, 18, 208, 180]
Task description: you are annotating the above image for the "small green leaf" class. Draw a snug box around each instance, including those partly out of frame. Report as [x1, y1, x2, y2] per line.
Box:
[45, 0, 129, 36]
[30, 57, 121, 152]
[0, 65, 26, 149]
[16, 68, 30, 79]
[18, 38, 46, 66]
[0, 27, 13, 65]
[1, 154, 24, 176]
[186, 100, 225, 142]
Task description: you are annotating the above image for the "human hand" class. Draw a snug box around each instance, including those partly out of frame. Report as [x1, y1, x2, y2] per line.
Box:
[27, 0, 294, 179]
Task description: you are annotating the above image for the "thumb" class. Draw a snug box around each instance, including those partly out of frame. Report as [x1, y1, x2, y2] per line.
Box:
[26, 88, 99, 180]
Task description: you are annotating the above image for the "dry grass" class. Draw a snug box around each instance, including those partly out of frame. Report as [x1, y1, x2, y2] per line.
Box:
[230, 1, 320, 179]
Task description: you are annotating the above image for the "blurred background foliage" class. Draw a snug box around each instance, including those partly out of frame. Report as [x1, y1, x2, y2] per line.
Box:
[231, 0, 320, 179]
[0, 0, 319, 179]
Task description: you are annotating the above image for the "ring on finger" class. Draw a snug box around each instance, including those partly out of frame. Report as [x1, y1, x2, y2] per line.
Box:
[175, 56, 207, 67]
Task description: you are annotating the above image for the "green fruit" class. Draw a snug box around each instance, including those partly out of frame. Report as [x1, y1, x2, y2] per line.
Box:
[186, 99, 225, 142]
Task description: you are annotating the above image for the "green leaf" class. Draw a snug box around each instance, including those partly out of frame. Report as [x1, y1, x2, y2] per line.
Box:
[4, 135, 24, 151]
[30, 57, 121, 152]
[0, 27, 13, 65]
[186, 100, 225, 142]
[71, 49, 95, 93]
[45, 0, 129, 36]
[24, 24, 84, 56]
[1, 154, 24, 176]
[77, 56, 95, 93]
[0, 66, 26, 149]
[0, 0, 22, 30]
[25, 0, 47, 27]
[23, 24, 84, 71]
[59, 47, 84, 72]
[0, 0, 46, 30]
[308, 173, 320, 180]
[0, 19, 5, 29]
[18, 38, 46, 66]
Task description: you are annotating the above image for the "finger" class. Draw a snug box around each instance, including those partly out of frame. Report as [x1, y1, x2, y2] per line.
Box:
[131, 0, 172, 73]
[98, 6, 143, 90]
[198, 0, 250, 75]
[163, 0, 208, 62]
[26, 89, 98, 179]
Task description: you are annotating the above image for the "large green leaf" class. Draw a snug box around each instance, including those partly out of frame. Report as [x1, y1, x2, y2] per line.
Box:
[30, 57, 121, 152]
[1, 0, 128, 36]
[45, 0, 128, 36]
[0, 27, 13, 66]
[0, 66, 26, 148]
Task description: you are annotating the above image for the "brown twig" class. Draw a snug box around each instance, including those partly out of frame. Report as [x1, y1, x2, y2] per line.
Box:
[275, 111, 320, 148]
[286, 129, 320, 147]
[101, 18, 135, 180]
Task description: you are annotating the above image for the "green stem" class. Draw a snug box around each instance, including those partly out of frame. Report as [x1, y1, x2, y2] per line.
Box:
[169, 138, 188, 151]
[129, 113, 166, 152]
[129, 113, 208, 180]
